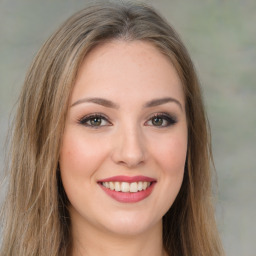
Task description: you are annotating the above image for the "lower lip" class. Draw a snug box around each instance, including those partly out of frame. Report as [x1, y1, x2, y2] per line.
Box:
[99, 182, 156, 203]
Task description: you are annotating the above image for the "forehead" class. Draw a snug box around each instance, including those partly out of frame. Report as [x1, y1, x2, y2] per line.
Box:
[72, 40, 184, 105]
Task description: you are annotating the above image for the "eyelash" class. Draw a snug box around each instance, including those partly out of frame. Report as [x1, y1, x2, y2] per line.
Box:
[145, 112, 177, 127]
[78, 112, 177, 128]
[78, 113, 111, 128]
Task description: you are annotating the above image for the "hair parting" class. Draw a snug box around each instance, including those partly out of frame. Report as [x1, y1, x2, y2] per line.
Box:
[0, 2, 224, 255]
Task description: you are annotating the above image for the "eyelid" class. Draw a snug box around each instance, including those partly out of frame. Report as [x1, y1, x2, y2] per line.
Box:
[77, 112, 177, 128]
[78, 113, 112, 127]
[144, 112, 177, 127]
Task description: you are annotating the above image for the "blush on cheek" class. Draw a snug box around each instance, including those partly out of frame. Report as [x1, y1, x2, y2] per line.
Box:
[156, 138, 187, 171]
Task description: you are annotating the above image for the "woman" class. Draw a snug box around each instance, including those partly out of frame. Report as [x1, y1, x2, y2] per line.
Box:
[0, 2, 225, 256]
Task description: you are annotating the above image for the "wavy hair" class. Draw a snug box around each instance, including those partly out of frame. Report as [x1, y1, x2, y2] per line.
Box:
[0, 1, 224, 255]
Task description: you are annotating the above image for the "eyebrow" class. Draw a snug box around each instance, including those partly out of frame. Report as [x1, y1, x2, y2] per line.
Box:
[71, 97, 119, 109]
[71, 97, 183, 111]
[143, 97, 183, 111]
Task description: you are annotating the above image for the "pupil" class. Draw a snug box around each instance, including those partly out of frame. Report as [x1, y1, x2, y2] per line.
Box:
[91, 117, 101, 126]
[153, 117, 163, 126]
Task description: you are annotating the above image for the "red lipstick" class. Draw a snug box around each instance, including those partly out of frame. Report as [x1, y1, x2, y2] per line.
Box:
[98, 175, 156, 203]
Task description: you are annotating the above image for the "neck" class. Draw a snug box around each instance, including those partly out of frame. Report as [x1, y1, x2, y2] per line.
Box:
[70, 215, 166, 256]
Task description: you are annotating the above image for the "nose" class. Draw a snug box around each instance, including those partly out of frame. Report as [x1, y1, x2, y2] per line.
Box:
[111, 126, 146, 168]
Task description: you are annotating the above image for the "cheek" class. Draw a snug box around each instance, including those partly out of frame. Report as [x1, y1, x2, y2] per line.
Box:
[59, 128, 108, 180]
[145, 130, 187, 217]
[151, 130, 187, 176]
[163, 138, 187, 171]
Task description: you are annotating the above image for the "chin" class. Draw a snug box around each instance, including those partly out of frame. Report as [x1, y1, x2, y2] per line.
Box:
[99, 211, 162, 237]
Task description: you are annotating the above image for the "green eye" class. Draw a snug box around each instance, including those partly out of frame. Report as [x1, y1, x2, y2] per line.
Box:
[79, 114, 111, 128]
[152, 117, 163, 126]
[90, 117, 102, 126]
[145, 113, 177, 127]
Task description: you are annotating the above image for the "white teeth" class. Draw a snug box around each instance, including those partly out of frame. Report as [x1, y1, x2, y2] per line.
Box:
[121, 182, 130, 192]
[102, 181, 151, 192]
[130, 182, 138, 192]
[103, 182, 109, 188]
[142, 181, 148, 190]
[109, 182, 115, 190]
[138, 181, 143, 191]
[115, 182, 121, 192]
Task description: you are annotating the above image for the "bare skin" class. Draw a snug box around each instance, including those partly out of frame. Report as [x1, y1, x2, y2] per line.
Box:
[60, 40, 187, 256]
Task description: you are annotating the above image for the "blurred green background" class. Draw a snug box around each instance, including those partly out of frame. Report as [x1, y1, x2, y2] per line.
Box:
[0, 0, 255, 255]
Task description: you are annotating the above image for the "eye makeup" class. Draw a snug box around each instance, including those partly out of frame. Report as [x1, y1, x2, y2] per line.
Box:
[78, 113, 112, 128]
[145, 112, 177, 128]
[77, 111, 177, 129]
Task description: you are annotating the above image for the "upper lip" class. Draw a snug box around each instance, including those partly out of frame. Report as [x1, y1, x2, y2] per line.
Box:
[98, 175, 156, 183]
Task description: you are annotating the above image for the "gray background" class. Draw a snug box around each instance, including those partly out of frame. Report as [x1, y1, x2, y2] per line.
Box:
[0, 0, 255, 255]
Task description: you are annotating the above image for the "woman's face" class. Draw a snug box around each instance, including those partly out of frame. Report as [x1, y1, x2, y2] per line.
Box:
[59, 40, 187, 237]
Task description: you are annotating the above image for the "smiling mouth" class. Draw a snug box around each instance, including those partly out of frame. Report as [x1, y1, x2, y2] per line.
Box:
[100, 181, 152, 193]
[97, 175, 156, 203]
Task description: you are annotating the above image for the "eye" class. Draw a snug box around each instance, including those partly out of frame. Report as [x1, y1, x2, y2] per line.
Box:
[145, 113, 177, 127]
[78, 114, 111, 128]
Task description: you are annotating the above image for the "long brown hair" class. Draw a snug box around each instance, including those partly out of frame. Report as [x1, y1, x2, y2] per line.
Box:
[0, 2, 224, 255]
